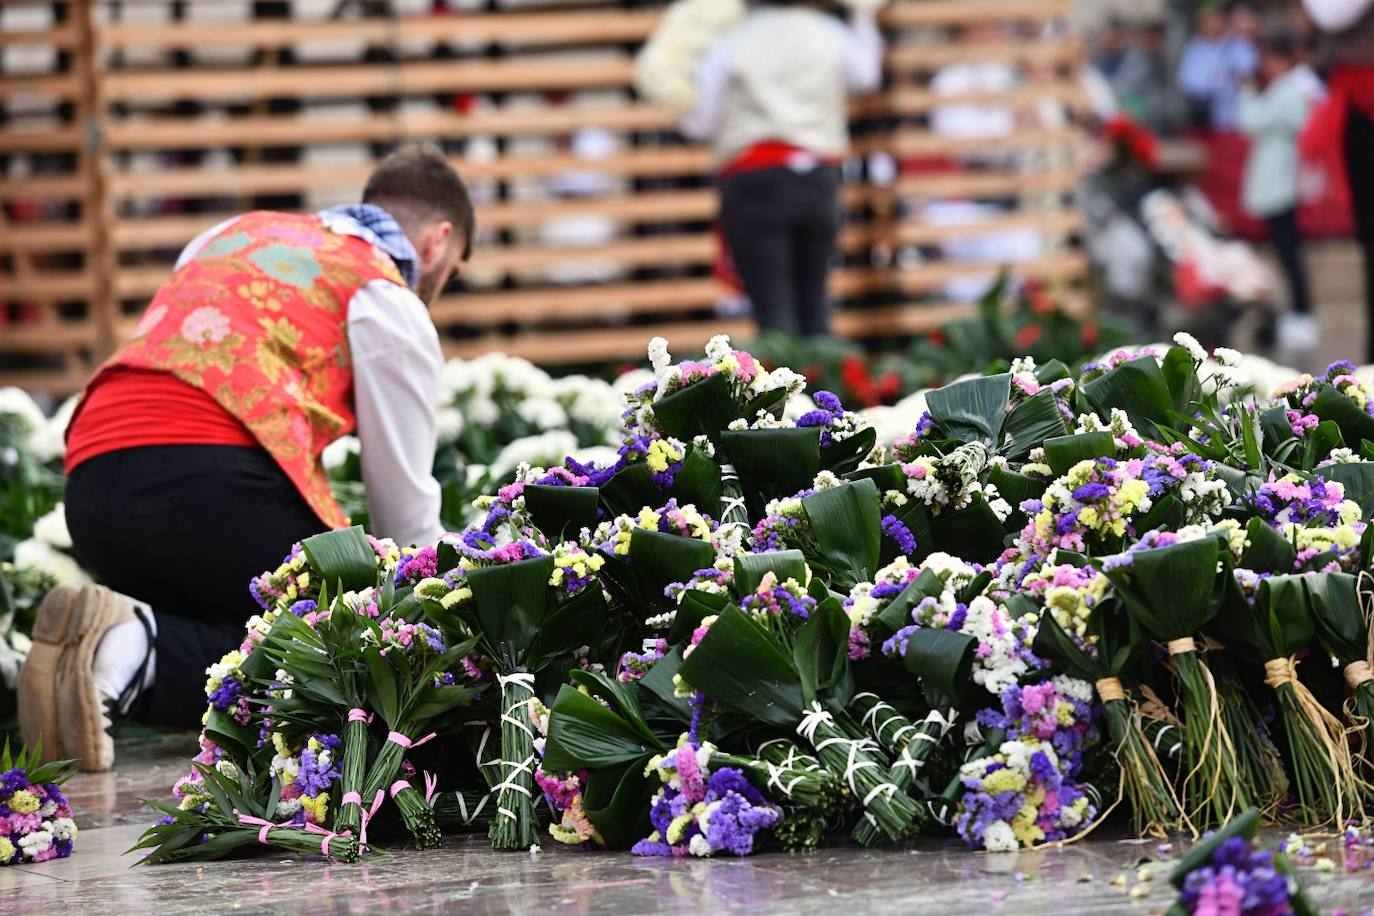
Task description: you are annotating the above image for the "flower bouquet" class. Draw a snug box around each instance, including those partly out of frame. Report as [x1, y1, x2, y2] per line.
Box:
[1309, 572, 1374, 748]
[1165, 808, 1316, 916]
[416, 534, 612, 850]
[676, 582, 923, 842]
[1029, 559, 1186, 836]
[1106, 536, 1247, 829]
[0, 741, 76, 866]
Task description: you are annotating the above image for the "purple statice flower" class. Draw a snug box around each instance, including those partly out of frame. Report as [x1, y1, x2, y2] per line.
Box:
[880, 514, 917, 556]
[295, 734, 342, 797]
[208, 675, 244, 713]
[617, 639, 668, 683]
[394, 546, 439, 586]
[796, 390, 848, 447]
[288, 599, 317, 617]
[1178, 836, 1293, 914]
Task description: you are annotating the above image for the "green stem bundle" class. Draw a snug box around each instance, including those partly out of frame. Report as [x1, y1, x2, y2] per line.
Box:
[1264, 657, 1364, 825]
[358, 722, 441, 848]
[489, 671, 541, 850]
[333, 716, 371, 836]
[1096, 680, 1185, 837]
[795, 703, 920, 843]
[1170, 645, 1246, 830]
[847, 692, 949, 845]
[709, 749, 845, 815]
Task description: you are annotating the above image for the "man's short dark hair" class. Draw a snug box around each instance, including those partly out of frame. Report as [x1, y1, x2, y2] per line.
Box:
[363, 145, 475, 261]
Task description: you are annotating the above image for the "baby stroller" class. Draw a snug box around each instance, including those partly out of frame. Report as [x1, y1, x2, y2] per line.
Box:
[1078, 116, 1278, 350]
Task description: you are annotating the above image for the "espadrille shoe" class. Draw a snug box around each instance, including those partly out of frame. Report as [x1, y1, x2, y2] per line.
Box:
[50, 585, 138, 771]
[17, 585, 82, 762]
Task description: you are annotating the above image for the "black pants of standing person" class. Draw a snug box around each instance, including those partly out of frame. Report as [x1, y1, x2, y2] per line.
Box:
[1346, 106, 1374, 361]
[718, 165, 840, 337]
[1265, 208, 1312, 317]
[65, 446, 323, 728]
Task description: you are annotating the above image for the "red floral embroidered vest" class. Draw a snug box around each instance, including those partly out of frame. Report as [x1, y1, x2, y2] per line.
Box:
[86, 211, 407, 528]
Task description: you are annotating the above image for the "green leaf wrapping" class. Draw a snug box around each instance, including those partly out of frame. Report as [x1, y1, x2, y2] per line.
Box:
[802, 478, 882, 591]
[1002, 388, 1071, 460]
[1079, 354, 1173, 439]
[465, 556, 557, 670]
[1312, 385, 1374, 447]
[677, 606, 805, 728]
[651, 372, 744, 446]
[301, 526, 378, 594]
[1108, 538, 1224, 639]
[1044, 431, 1118, 476]
[723, 427, 822, 513]
[925, 372, 1011, 445]
[543, 684, 667, 771]
[523, 485, 600, 540]
[733, 550, 809, 596]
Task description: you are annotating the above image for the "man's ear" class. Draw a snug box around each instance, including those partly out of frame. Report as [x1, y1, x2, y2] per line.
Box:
[420, 220, 453, 264]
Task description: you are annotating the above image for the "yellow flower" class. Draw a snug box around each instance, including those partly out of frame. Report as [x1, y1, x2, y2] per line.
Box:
[301, 792, 330, 825]
[8, 790, 38, 814]
[0, 836, 14, 861]
[665, 812, 694, 844]
[982, 768, 1026, 794]
[1077, 507, 1099, 529]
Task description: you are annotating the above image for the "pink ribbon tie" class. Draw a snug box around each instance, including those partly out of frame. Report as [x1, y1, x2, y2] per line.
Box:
[423, 771, 439, 805]
[347, 708, 374, 724]
[356, 789, 385, 851]
[390, 779, 410, 799]
[340, 791, 363, 808]
[235, 811, 291, 846]
[303, 822, 353, 860]
[386, 730, 436, 750]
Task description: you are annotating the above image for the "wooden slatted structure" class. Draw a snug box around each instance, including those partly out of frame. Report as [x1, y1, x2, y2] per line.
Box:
[0, 0, 1087, 393]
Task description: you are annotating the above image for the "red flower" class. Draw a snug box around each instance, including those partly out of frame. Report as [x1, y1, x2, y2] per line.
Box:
[928, 329, 947, 347]
[1080, 321, 1099, 350]
[1015, 324, 1042, 349]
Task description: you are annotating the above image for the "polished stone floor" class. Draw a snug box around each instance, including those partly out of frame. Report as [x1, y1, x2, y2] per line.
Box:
[4, 733, 1374, 915]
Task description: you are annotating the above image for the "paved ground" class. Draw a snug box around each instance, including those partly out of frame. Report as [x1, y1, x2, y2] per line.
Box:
[3, 733, 1374, 915]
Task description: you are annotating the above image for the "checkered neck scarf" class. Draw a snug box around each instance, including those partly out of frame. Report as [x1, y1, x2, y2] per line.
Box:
[318, 203, 420, 291]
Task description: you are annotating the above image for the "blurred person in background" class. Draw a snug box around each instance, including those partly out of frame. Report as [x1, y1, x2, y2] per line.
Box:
[1111, 21, 1179, 132]
[1239, 29, 1316, 347]
[1303, 0, 1374, 359]
[679, 0, 883, 337]
[18, 147, 471, 770]
[1179, 3, 1259, 129]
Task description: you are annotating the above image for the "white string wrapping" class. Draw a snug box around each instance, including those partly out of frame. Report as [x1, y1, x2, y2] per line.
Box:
[797, 703, 898, 801]
[719, 464, 747, 519]
[451, 790, 492, 825]
[855, 692, 919, 747]
[892, 709, 958, 778]
[1151, 723, 1181, 758]
[493, 673, 538, 822]
[764, 761, 807, 800]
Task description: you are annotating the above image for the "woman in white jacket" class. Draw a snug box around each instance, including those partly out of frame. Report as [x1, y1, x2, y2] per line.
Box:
[1239, 30, 1314, 346]
[679, 1, 883, 337]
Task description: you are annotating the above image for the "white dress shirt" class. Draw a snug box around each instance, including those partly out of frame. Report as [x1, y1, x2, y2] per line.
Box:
[175, 214, 445, 548]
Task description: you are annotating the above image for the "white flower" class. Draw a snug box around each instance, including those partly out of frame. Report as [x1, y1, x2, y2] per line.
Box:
[18, 828, 52, 858]
[688, 832, 714, 857]
[28, 396, 77, 463]
[322, 436, 359, 471]
[981, 821, 1018, 852]
[13, 540, 91, 587]
[516, 397, 568, 430]
[435, 407, 465, 443]
[1213, 347, 1242, 367]
[180, 306, 232, 343]
[1172, 331, 1207, 362]
[648, 336, 672, 376]
[0, 387, 46, 433]
[0, 630, 28, 689]
[31, 504, 72, 550]
[704, 334, 733, 362]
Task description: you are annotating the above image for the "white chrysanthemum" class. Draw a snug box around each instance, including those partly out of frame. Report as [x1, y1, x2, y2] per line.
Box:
[0, 387, 46, 433]
[516, 397, 569, 430]
[28, 395, 77, 463]
[1172, 331, 1208, 362]
[322, 435, 360, 471]
[1212, 347, 1242, 367]
[435, 407, 465, 443]
[13, 539, 90, 587]
[647, 336, 672, 375]
[31, 504, 72, 550]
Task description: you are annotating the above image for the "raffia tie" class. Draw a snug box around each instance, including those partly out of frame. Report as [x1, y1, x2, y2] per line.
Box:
[1095, 677, 1126, 703]
[1263, 657, 1297, 689]
[1166, 637, 1196, 656]
[1345, 660, 1374, 689]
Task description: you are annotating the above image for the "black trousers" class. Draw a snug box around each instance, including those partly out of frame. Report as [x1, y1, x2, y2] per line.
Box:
[1265, 208, 1311, 317]
[65, 446, 323, 727]
[718, 166, 840, 337]
[1345, 106, 1374, 361]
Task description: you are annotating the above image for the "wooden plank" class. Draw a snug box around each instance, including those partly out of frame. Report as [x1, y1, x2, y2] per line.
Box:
[0, 367, 90, 397]
[886, 40, 1076, 73]
[0, 72, 82, 100]
[431, 277, 725, 326]
[0, 126, 84, 154]
[0, 322, 99, 352]
[0, 271, 96, 301]
[0, 25, 79, 51]
[858, 83, 1087, 119]
[882, 0, 1071, 27]
[100, 9, 661, 52]
[855, 127, 1083, 159]
[107, 147, 715, 197]
[893, 168, 1079, 199]
[836, 290, 1091, 338]
[0, 173, 87, 202]
[890, 251, 1088, 294]
[103, 104, 682, 151]
[0, 220, 93, 252]
[101, 56, 637, 103]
